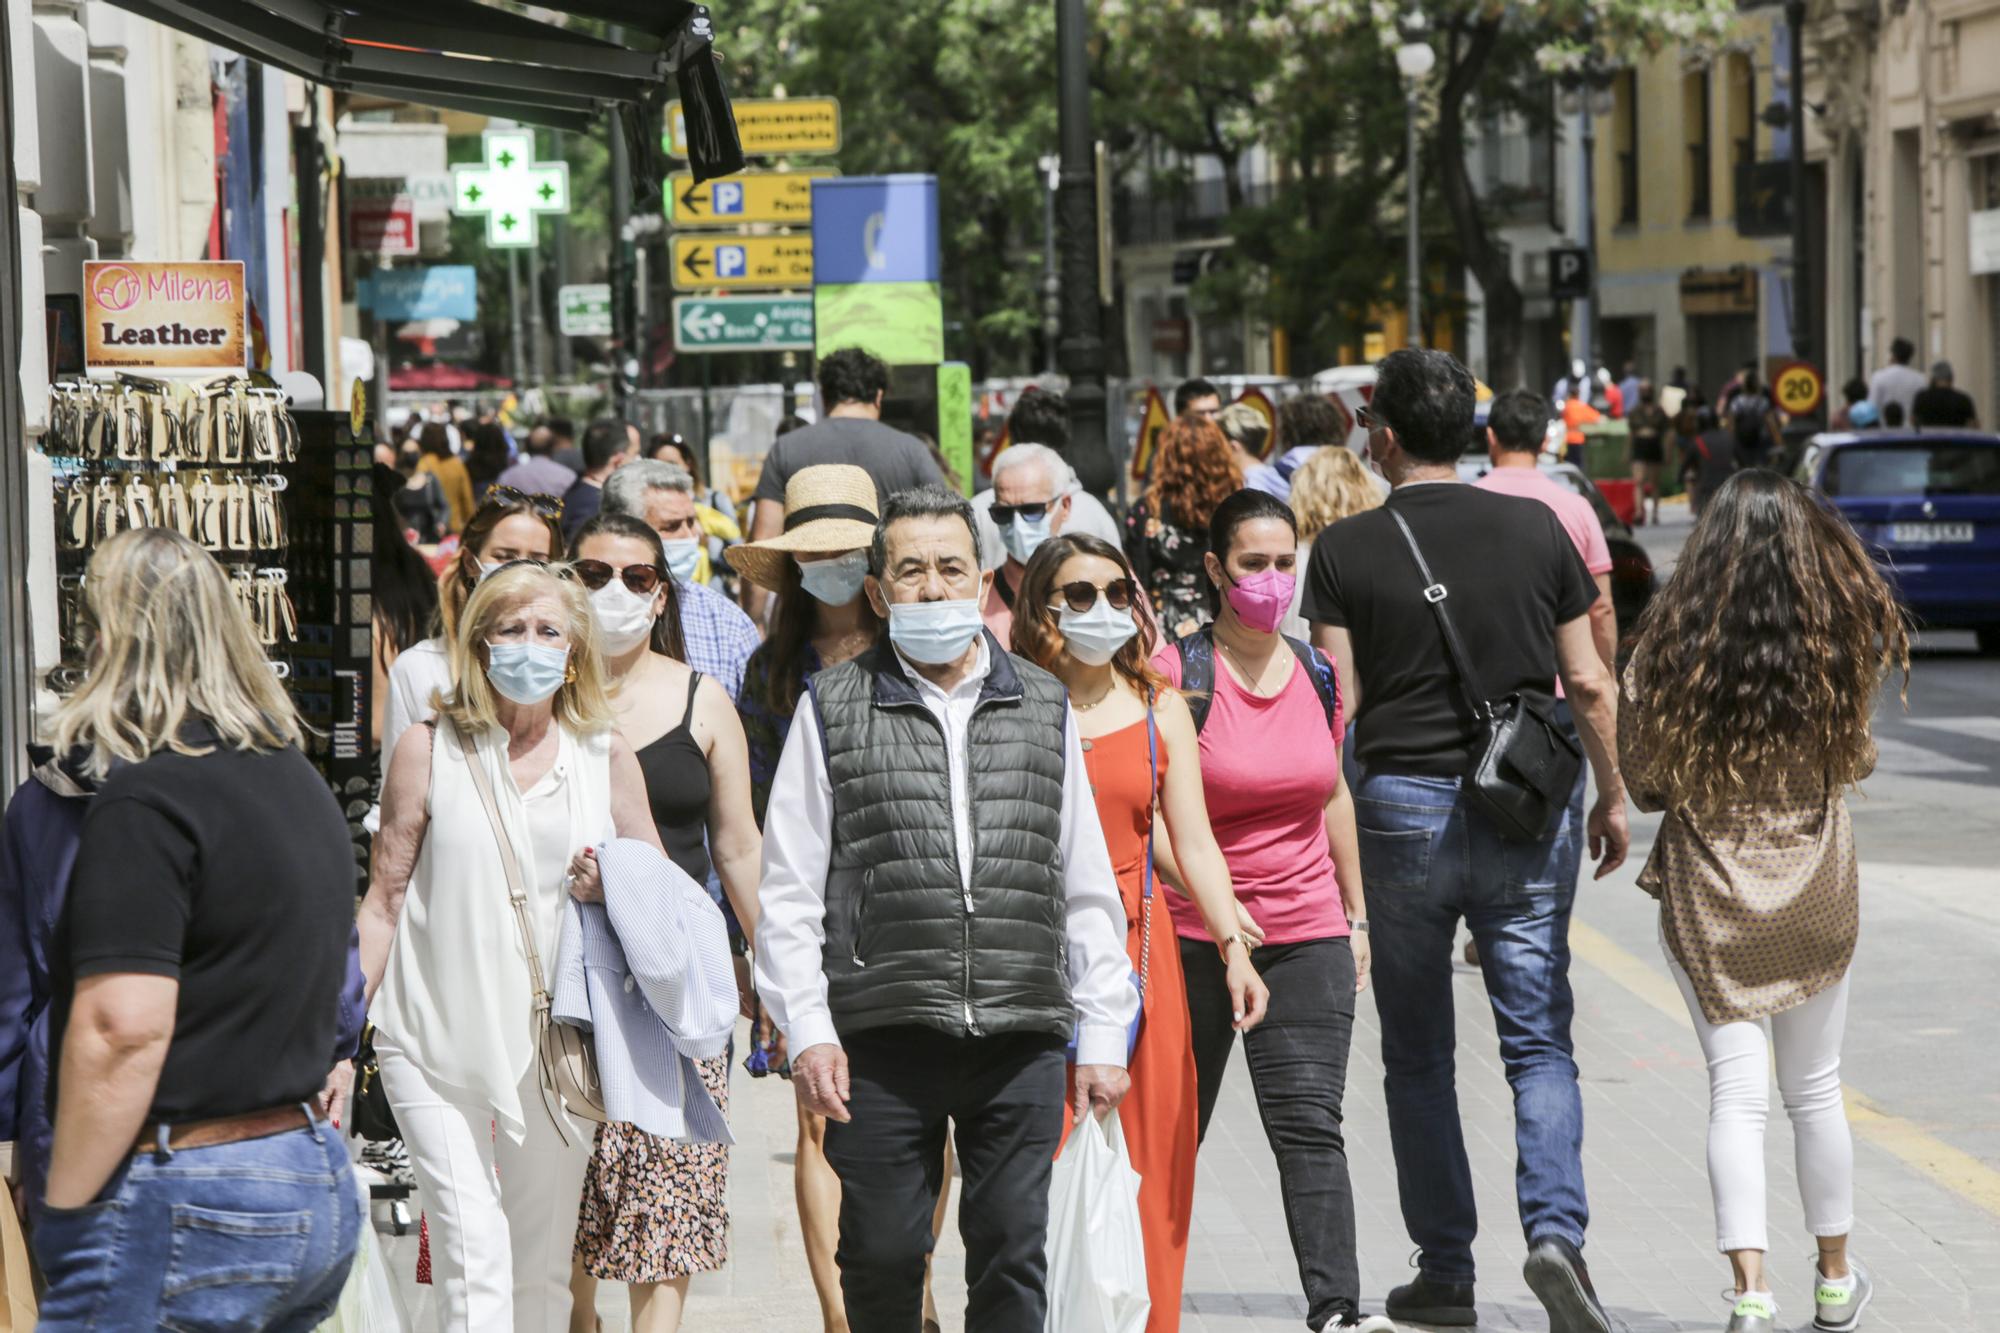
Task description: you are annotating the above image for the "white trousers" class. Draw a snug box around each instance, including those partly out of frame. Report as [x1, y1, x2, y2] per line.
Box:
[1664, 945, 1855, 1255]
[375, 1035, 593, 1332]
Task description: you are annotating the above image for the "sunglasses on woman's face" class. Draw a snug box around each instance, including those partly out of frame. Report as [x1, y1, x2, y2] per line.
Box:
[1048, 578, 1135, 614]
[490, 486, 565, 518]
[570, 559, 663, 596]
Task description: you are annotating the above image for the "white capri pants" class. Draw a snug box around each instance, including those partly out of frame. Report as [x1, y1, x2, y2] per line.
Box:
[375, 1034, 593, 1332]
[1664, 944, 1855, 1255]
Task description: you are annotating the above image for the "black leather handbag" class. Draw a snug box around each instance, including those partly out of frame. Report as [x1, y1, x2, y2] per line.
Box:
[1388, 508, 1583, 843]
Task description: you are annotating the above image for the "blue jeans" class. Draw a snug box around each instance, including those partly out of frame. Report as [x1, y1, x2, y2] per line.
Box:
[1355, 769, 1590, 1285]
[33, 1115, 361, 1332]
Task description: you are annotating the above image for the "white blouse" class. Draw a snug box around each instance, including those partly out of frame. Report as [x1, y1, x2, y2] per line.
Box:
[374, 719, 613, 1140]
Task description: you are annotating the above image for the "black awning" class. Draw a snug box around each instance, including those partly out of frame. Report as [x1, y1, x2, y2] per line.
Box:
[111, 0, 742, 179]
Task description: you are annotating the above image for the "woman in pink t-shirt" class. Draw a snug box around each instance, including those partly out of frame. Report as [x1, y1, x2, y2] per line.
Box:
[1152, 488, 1388, 1332]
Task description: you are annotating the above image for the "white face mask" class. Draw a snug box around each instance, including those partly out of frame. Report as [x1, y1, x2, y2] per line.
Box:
[590, 581, 658, 655]
[1058, 599, 1138, 666]
[798, 550, 870, 605]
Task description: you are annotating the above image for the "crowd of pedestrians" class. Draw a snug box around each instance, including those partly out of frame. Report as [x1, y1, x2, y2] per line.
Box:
[0, 341, 1907, 1333]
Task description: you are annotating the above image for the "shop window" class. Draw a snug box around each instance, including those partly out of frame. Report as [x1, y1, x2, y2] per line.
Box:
[1615, 69, 1639, 226]
[1726, 53, 1756, 215]
[1685, 68, 1713, 220]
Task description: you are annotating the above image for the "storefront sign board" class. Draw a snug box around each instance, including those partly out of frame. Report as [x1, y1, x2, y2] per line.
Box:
[84, 260, 246, 374]
[359, 266, 478, 323]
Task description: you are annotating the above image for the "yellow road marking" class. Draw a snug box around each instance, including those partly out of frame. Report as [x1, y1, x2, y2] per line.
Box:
[1568, 919, 2000, 1219]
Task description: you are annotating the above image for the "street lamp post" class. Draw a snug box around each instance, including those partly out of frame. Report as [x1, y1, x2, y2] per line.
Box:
[1039, 153, 1061, 377]
[1055, 0, 1112, 497]
[1396, 23, 1436, 349]
[1561, 69, 1615, 377]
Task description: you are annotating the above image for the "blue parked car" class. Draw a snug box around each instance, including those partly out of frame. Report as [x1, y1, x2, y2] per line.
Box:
[1797, 431, 2000, 653]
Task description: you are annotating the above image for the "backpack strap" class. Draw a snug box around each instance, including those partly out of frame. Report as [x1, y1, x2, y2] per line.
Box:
[1175, 627, 1338, 737]
[1172, 628, 1217, 734]
[1283, 634, 1340, 736]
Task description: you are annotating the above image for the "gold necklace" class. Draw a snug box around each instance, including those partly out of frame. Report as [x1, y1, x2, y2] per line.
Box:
[1071, 679, 1119, 711]
[1217, 637, 1279, 697]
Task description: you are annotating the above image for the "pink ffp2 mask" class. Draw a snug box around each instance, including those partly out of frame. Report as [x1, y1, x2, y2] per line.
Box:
[1223, 568, 1295, 633]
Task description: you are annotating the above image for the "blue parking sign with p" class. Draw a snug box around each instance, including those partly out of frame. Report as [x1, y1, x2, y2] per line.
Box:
[717, 245, 748, 278]
[713, 182, 744, 215]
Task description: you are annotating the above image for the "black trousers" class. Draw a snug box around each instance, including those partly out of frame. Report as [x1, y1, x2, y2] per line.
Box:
[1183, 936, 1362, 1331]
[822, 1027, 1066, 1333]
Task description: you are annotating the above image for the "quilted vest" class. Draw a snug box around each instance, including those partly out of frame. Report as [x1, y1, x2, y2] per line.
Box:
[808, 634, 1072, 1041]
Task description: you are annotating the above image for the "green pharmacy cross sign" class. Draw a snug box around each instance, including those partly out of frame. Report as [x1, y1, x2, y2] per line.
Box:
[452, 129, 570, 249]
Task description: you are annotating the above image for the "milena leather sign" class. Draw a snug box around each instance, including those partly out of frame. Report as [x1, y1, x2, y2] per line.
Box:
[84, 261, 248, 374]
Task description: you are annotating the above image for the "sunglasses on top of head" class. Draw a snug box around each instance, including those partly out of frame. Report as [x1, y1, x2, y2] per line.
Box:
[490, 486, 565, 518]
[990, 501, 1053, 526]
[1047, 579, 1135, 614]
[569, 560, 664, 596]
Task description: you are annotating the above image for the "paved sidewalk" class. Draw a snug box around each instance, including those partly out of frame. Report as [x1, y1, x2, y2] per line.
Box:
[382, 805, 2000, 1332]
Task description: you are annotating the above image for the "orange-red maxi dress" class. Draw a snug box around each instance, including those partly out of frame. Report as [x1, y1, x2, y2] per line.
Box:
[1063, 716, 1199, 1333]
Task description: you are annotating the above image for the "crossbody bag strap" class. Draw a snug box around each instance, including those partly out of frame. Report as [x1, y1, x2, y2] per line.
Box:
[1385, 506, 1490, 724]
[1139, 697, 1157, 1003]
[453, 722, 553, 1004]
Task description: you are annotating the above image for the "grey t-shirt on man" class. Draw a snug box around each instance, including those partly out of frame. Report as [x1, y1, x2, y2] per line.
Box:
[753, 417, 946, 508]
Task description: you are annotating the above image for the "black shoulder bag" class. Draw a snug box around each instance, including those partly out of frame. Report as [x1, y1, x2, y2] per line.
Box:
[1387, 508, 1582, 843]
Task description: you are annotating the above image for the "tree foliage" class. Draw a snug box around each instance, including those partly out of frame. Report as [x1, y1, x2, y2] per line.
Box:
[1093, 0, 1737, 383]
[722, 0, 1062, 376]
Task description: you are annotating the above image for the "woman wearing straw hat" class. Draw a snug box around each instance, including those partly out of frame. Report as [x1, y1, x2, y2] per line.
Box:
[728, 466, 948, 1333]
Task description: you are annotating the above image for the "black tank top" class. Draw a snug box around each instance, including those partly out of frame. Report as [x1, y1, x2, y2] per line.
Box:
[635, 671, 711, 883]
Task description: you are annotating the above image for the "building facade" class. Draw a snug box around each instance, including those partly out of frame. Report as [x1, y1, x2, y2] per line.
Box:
[1808, 0, 2000, 420]
[1591, 4, 1795, 400]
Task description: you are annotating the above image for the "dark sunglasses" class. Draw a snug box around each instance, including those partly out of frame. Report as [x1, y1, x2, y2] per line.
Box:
[1356, 403, 1392, 434]
[490, 485, 565, 517]
[990, 501, 1052, 525]
[570, 559, 663, 596]
[1048, 578, 1135, 614]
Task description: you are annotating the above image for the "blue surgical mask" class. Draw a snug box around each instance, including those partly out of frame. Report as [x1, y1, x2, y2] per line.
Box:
[998, 512, 1053, 565]
[486, 641, 569, 705]
[662, 538, 702, 584]
[798, 550, 870, 606]
[1058, 600, 1138, 667]
[887, 598, 985, 665]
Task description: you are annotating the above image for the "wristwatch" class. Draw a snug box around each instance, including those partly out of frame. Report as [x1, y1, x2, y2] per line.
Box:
[1351, 919, 1370, 934]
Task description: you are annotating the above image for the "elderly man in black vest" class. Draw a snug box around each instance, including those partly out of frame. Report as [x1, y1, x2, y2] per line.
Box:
[756, 484, 1136, 1331]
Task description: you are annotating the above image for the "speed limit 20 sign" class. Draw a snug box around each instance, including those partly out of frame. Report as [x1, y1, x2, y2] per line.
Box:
[1774, 361, 1825, 417]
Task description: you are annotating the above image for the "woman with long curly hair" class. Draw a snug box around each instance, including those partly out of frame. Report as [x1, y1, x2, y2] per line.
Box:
[1620, 470, 1908, 1333]
[1126, 417, 1242, 640]
[1011, 532, 1269, 1333]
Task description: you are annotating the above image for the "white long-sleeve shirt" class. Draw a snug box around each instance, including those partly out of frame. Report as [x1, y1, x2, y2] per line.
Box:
[754, 639, 1138, 1067]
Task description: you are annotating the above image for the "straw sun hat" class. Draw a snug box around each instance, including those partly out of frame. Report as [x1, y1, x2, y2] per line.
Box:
[725, 464, 881, 592]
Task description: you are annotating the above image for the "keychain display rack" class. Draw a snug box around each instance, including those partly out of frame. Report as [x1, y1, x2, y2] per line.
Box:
[43, 379, 376, 884]
[47, 374, 302, 691]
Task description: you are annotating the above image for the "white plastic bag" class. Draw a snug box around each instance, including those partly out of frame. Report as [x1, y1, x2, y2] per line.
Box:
[316, 1170, 405, 1332]
[1044, 1111, 1150, 1333]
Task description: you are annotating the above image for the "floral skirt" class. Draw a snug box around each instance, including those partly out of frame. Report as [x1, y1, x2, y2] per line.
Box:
[573, 1055, 731, 1282]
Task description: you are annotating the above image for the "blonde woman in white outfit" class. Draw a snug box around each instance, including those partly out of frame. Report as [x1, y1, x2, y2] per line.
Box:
[359, 562, 668, 1331]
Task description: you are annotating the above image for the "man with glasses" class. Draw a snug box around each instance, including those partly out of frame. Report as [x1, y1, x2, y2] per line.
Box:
[973, 388, 1122, 572]
[978, 443, 1073, 643]
[756, 485, 1134, 1333]
[602, 460, 760, 702]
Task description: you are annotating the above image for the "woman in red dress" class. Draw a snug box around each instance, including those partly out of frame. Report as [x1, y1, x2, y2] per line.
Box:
[1012, 533, 1269, 1333]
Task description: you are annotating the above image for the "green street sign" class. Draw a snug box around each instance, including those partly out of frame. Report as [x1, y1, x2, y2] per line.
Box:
[452, 129, 569, 249]
[558, 284, 612, 337]
[672, 295, 814, 354]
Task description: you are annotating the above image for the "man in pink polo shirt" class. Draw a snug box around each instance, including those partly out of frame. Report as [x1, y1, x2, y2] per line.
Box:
[1477, 391, 1615, 675]
[1467, 390, 1616, 965]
